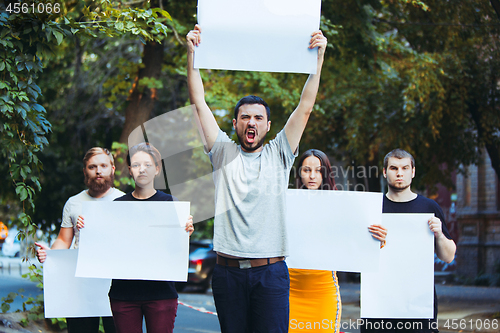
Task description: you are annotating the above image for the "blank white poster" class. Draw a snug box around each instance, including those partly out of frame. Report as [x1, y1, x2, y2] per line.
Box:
[286, 189, 383, 272]
[361, 213, 435, 319]
[44, 249, 112, 318]
[76, 201, 190, 281]
[195, 0, 321, 73]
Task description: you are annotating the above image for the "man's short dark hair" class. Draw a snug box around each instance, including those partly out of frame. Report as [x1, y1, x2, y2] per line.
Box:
[383, 149, 415, 169]
[233, 95, 271, 121]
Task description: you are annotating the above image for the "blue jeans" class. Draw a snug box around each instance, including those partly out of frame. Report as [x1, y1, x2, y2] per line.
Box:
[212, 260, 290, 333]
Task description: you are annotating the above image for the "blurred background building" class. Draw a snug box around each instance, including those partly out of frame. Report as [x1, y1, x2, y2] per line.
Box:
[456, 149, 500, 281]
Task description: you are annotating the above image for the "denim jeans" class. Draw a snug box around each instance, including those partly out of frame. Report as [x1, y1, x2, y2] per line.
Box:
[212, 260, 290, 333]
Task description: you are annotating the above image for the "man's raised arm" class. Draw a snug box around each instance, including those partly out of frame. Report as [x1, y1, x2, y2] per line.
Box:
[284, 31, 327, 153]
[187, 25, 220, 152]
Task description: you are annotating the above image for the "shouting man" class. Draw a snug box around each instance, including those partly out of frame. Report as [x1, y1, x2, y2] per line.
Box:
[186, 24, 327, 332]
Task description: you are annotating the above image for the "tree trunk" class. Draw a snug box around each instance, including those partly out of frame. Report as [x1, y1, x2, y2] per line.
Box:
[468, 102, 500, 181]
[484, 143, 500, 181]
[487, 0, 500, 178]
[116, 41, 164, 178]
[490, 0, 500, 20]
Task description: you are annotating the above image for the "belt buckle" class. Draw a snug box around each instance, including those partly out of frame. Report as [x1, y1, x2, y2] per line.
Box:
[238, 260, 252, 269]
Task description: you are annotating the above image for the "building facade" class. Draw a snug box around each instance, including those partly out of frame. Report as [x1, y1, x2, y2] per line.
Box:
[455, 150, 500, 279]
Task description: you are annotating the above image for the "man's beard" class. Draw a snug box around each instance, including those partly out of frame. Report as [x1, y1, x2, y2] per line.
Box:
[84, 173, 114, 194]
[236, 130, 267, 152]
[388, 182, 411, 192]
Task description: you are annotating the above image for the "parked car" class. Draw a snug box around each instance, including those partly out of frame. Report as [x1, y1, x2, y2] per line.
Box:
[176, 239, 216, 293]
[0, 222, 7, 240]
[0, 222, 8, 251]
[2, 227, 21, 257]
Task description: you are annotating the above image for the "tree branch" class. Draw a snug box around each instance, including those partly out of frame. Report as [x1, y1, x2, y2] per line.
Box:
[491, 0, 500, 20]
[166, 23, 186, 46]
[121, 0, 147, 6]
[374, 18, 500, 27]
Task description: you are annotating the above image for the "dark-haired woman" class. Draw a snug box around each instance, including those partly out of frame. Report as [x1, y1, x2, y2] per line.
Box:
[289, 149, 387, 332]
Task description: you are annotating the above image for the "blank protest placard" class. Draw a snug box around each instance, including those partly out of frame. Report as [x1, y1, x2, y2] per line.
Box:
[76, 201, 190, 281]
[195, 0, 321, 73]
[286, 189, 383, 272]
[44, 249, 112, 318]
[361, 213, 435, 319]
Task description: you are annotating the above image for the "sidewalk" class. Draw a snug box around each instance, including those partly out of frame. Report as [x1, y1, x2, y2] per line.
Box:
[2, 259, 500, 333]
[340, 282, 500, 333]
[0, 256, 34, 277]
[436, 283, 500, 332]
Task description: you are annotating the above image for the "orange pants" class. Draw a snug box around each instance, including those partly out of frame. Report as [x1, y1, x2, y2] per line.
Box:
[289, 269, 342, 332]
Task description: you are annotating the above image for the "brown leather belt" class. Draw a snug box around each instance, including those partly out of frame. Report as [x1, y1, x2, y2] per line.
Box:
[217, 255, 285, 269]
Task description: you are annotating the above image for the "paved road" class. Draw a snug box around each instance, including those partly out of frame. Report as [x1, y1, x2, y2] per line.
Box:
[3, 257, 500, 333]
[0, 275, 41, 313]
[0, 256, 221, 332]
[338, 282, 500, 333]
[176, 289, 220, 333]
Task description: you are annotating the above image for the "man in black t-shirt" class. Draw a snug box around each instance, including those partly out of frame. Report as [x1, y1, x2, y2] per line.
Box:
[361, 148, 456, 333]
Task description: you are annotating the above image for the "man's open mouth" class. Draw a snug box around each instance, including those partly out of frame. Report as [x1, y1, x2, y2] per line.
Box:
[246, 129, 256, 143]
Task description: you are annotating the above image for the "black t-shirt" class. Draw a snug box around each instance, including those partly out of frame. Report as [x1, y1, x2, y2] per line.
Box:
[382, 195, 452, 240]
[108, 191, 179, 301]
[361, 194, 453, 333]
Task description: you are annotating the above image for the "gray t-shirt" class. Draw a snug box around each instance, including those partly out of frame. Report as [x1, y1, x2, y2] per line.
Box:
[60, 188, 125, 249]
[208, 129, 297, 258]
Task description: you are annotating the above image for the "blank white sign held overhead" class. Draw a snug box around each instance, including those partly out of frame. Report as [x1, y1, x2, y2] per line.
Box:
[286, 189, 383, 272]
[195, 0, 321, 73]
[75, 201, 190, 281]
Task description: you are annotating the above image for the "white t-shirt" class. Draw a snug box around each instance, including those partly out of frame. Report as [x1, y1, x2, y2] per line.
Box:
[60, 188, 125, 249]
[208, 129, 296, 258]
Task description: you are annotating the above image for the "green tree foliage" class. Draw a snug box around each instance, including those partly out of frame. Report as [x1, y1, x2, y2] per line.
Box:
[31, 0, 194, 235]
[199, 0, 500, 192]
[7, 0, 500, 241]
[311, 0, 500, 190]
[1, 4, 56, 239]
[1, 0, 171, 241]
